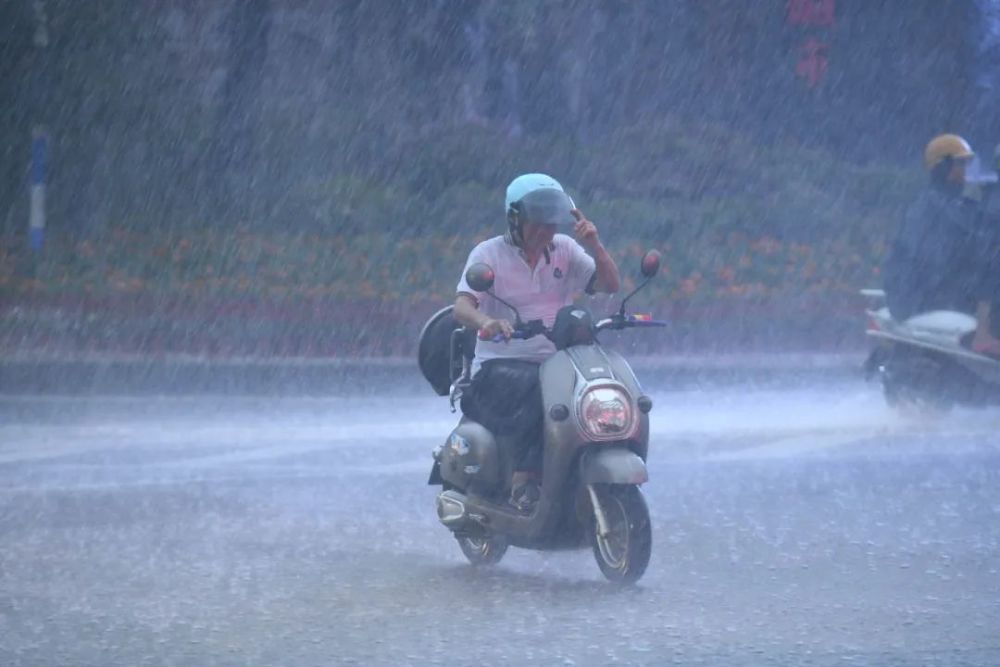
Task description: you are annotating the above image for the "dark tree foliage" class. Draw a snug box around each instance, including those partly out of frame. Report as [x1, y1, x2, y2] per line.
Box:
[0, 2, 36, 230]
[0, 0, 989, 238]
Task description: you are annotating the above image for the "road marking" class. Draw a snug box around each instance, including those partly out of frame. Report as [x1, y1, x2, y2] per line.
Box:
[702, 431, 874, 462]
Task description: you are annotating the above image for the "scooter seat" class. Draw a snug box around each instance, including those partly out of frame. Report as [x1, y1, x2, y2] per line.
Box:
[902, 310, 977, 335]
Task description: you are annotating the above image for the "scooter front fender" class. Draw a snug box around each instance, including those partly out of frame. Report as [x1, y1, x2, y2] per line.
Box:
[580, 448, 648, 485]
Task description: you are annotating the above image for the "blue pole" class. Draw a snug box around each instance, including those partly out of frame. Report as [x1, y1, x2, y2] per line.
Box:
[29, 0, 49, 254]
[29, 128, 47, 252]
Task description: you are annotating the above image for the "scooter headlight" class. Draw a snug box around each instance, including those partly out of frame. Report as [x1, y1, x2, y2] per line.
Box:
[579, 387, 633, 439]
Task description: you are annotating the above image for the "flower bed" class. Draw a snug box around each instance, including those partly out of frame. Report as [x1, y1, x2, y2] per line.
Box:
[1, 228, 880, 357]
[2, 227, 882, 300]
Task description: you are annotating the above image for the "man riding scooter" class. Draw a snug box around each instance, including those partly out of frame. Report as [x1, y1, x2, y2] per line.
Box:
[882, 134, 1000, 355]
[864, 134, 1000, 411]
[453, 173, 620, 511]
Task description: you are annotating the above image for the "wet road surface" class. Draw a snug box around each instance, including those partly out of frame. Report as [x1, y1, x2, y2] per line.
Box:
[1, 381, 999, 665]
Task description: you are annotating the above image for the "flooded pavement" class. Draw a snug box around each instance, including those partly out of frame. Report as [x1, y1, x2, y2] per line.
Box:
[1, 381, 998, 665]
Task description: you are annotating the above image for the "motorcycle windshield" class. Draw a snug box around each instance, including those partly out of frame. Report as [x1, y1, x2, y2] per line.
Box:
[518, 188, 576, 226]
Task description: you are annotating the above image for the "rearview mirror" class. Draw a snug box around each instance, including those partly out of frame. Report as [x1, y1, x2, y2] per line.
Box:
[640, 250, 661, 279]
[465, 263, 495, 292]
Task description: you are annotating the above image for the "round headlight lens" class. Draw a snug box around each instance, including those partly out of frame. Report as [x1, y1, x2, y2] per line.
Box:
[580, 387, 633, 438]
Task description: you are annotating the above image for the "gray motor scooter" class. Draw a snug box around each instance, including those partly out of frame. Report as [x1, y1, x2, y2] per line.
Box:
[421, 251, 665, 584]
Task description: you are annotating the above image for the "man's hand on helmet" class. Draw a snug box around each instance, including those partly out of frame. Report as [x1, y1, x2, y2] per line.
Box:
[572, 209, 601, 251]
[479, 317, 515, 341]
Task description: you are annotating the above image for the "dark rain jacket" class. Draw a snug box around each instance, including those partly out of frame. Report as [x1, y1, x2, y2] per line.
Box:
[883, 186, 980, 320]
[972, 185, 1000, 301]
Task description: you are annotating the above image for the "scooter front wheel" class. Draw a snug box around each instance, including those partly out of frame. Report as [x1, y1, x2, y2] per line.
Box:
[457, 535, 508, 566]
[590, 484, 651, 585]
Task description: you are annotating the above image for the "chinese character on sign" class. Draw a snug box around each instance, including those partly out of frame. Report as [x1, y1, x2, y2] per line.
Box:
[795, 38, 829, 88]
[787, 0, 835, 27]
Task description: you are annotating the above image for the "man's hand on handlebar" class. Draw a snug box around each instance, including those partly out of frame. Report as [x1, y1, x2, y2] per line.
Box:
[478, 317, 515, 341]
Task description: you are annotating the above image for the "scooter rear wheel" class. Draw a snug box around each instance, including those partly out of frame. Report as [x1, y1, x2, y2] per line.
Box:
[457, 535, 508, 566]
[590, 484, 651, 585]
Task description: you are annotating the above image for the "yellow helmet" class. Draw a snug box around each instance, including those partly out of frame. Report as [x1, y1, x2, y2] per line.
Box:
[924, 134, 974, 170]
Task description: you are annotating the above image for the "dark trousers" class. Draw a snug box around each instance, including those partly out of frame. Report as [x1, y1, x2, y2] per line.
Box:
[460, 359, 543, 473]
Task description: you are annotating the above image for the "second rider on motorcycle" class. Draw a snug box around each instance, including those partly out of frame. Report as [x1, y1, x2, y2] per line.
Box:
[453, 173, 621, 511]
[882, 133, 1000, 355]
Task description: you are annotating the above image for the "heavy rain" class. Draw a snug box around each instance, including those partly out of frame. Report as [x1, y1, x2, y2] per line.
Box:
[1, 2, 999, 665]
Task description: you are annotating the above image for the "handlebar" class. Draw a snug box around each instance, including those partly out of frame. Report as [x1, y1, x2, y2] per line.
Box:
[479, 313, 666, 342]
[595, 314, 668, 331]
[482, 329, 533, 343]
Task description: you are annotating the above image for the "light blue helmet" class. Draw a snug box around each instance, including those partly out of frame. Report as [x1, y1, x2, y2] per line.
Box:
[505, 173, 565, 210]
[504, 173, 576, 229]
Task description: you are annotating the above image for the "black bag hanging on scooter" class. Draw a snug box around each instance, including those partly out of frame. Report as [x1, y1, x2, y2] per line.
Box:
[417, 305, 475, 396]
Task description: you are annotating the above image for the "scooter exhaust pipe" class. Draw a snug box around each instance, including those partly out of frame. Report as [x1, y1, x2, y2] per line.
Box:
[436, 490, 468, 525]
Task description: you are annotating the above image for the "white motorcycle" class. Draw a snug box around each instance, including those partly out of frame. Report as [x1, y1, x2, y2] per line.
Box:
[861, 288, 1000, 412]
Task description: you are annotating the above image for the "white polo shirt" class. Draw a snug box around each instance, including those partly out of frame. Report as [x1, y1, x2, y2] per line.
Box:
[457, 234, 596, 374]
